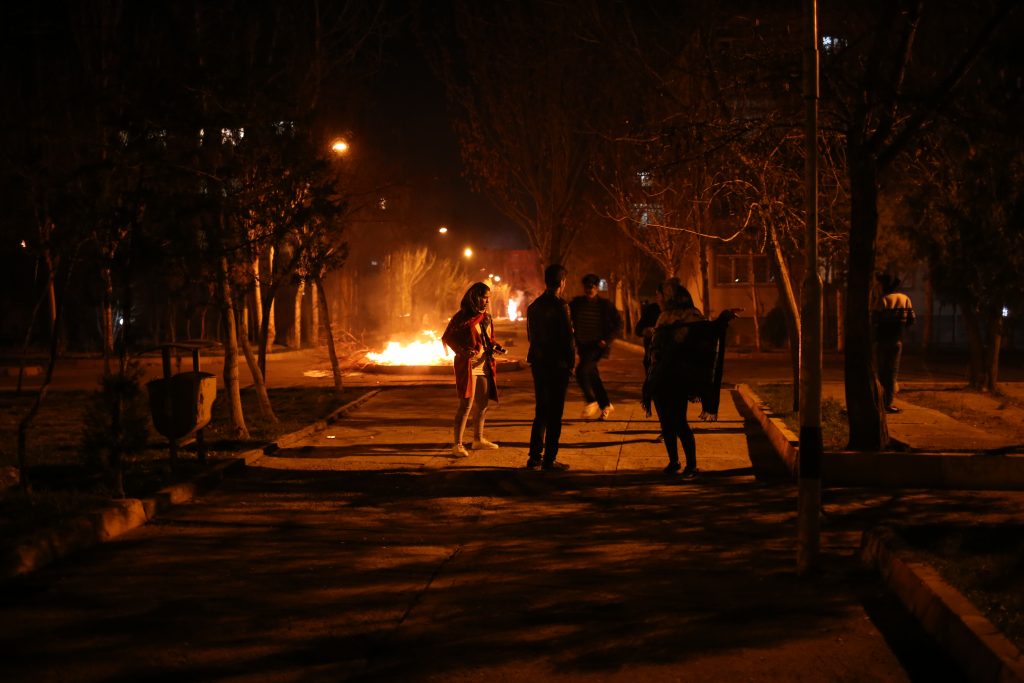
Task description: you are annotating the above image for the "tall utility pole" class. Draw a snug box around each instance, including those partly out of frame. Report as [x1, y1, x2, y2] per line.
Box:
[798, 0, 824, 575]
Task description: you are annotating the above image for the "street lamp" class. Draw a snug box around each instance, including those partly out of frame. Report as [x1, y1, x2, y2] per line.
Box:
[463, 247, 473, 258]
[330, 138, 350, 155]
[438, 226, 449, 235]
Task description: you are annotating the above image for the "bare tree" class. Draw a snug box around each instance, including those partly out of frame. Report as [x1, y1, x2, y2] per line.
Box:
[427, 1, 602, 265]
[821, 0, 1017, 449]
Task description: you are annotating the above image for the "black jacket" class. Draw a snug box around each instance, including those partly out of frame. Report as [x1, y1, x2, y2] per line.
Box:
[527, 290, 575, 369]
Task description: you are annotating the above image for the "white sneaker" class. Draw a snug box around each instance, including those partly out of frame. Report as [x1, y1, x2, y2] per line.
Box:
[452, 443, 470, 457]
[599, 404, 615, 421]
[472, 438, 499, 450]
[582, 402, 600, 419]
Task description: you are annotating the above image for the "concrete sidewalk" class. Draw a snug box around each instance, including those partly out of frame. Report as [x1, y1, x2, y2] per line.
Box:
[3, 344, 1022, 681]
[0, 380, 933, 682]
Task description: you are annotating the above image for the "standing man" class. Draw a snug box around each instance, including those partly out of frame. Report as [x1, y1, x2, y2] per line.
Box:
[526, 264, 575, 471]
[570, 274, 622, 420]
[873, 273, 916, 413]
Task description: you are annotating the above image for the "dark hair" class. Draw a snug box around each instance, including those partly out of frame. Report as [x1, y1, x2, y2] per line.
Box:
[662, 278, 694, 310]
[461, 281, 490, 313]
[544, 264, 567, 288]
[876, 272, 901, 295]
[582, 273, 600, 287]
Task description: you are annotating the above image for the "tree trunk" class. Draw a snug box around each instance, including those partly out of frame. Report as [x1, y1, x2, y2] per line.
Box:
[844, 149, 888, 450]
[986, 311, 1002, 393]
[238, 308, 277, 423]
[923, 273, 934, 353]
[293, 278, 305, 347]
[698, 237, 711, 314]
[315, 275, 344, 397]
[310, 278, 320, 346]
[768, 225, 801, 412]
[747, 253, 762, 352]
[218, 255, 249, 440]
[17, 263, 67, 490]
[960, 300, 988, 389]
[835, 285, 844, 352]
[252, 255, 263, 335]
[101, 266, 114, 375]
[266, 246, 277, 349]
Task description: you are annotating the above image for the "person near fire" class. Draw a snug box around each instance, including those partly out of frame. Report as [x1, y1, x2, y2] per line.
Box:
[525, 264, 575, 471]
[569, 273, 622, 421]
[442, 281, 505, 457]
[642, 279, 737, 478]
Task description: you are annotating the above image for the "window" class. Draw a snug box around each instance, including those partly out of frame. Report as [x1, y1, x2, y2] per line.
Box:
[221, 127, 245, 145]
[821, 35, 847, 55]
[715, 253, 773, 285]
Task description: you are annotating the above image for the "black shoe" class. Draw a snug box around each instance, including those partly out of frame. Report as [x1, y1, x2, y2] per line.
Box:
[681, 466, 699, 479]
[541, 460, 569, 471]
[526, 458, 542, 470]
[663, 462, 681, 475]
[885, 405, 902, 414]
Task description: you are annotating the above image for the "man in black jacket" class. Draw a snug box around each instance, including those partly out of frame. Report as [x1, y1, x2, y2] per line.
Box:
[570, 274, 622, 421]
[526, 264, 575, 471]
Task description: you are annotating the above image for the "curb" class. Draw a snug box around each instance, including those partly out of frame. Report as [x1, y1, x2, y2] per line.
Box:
[733, 384, 1024, 490]
[860, 527, 1024, 683]
[734, 384, 799, 476]
[0, 388, 382, 580]
[255, 388, 382, 461]
[0, 458, 245, 580]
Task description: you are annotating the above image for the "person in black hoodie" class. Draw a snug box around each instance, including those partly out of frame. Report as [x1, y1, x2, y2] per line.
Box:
[569, 273, 622, 421]
[525, 264, 575, 471]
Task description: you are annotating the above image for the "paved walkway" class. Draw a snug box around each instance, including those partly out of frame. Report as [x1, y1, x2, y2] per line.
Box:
[2, 341, 1021, 681]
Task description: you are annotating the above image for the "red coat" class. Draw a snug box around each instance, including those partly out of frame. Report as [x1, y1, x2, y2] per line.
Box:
[442, 310, 499, 401]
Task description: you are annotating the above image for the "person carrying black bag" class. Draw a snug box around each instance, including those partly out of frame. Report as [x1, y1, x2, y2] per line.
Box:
[642, 279, 737, 478]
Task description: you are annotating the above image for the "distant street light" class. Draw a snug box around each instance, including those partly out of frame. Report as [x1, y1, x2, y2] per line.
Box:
[330, 138, 350, 155]
[438, 226, 449, 235]
[463, 247, 473, 258]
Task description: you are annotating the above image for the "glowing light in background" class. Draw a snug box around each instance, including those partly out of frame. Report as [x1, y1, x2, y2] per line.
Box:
[366, 330, 451, 366]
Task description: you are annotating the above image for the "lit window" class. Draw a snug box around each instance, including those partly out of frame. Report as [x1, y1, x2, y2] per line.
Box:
[379, 197, 388, 210]
[637, 170, 653, 188]
[221, 127, 245, 145]
[821, 35, 847, 54]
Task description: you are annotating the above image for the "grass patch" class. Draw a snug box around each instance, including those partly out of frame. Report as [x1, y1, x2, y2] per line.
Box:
[751, 383, 849, 451]
[898, 524, 1024, 654]
[0, 385, 371, 540]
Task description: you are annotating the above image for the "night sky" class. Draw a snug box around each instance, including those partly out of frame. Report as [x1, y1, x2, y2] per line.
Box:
[361, 12, 526, 252]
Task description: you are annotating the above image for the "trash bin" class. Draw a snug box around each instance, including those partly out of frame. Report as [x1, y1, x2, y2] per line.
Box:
[147, 371, 217, 440]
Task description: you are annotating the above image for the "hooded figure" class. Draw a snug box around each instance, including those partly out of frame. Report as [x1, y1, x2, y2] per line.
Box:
[442, 282, 503, 455]
[644, 279, 736, 477]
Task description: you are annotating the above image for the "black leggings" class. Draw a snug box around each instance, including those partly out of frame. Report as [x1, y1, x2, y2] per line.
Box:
[653, 392, 696, 468]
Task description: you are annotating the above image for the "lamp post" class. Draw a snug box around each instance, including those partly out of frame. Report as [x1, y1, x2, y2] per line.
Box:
[798, 0, 824, 576]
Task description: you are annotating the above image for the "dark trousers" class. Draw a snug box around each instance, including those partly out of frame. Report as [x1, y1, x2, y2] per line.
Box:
[529, 364, 571, 463]
[654, 392, 696, 469]
[876, 340, 902, 408]
[575, 343, 610, 408]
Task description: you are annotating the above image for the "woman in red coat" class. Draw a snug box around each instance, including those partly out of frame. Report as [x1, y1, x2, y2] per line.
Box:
[441, 282, 503, 456]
